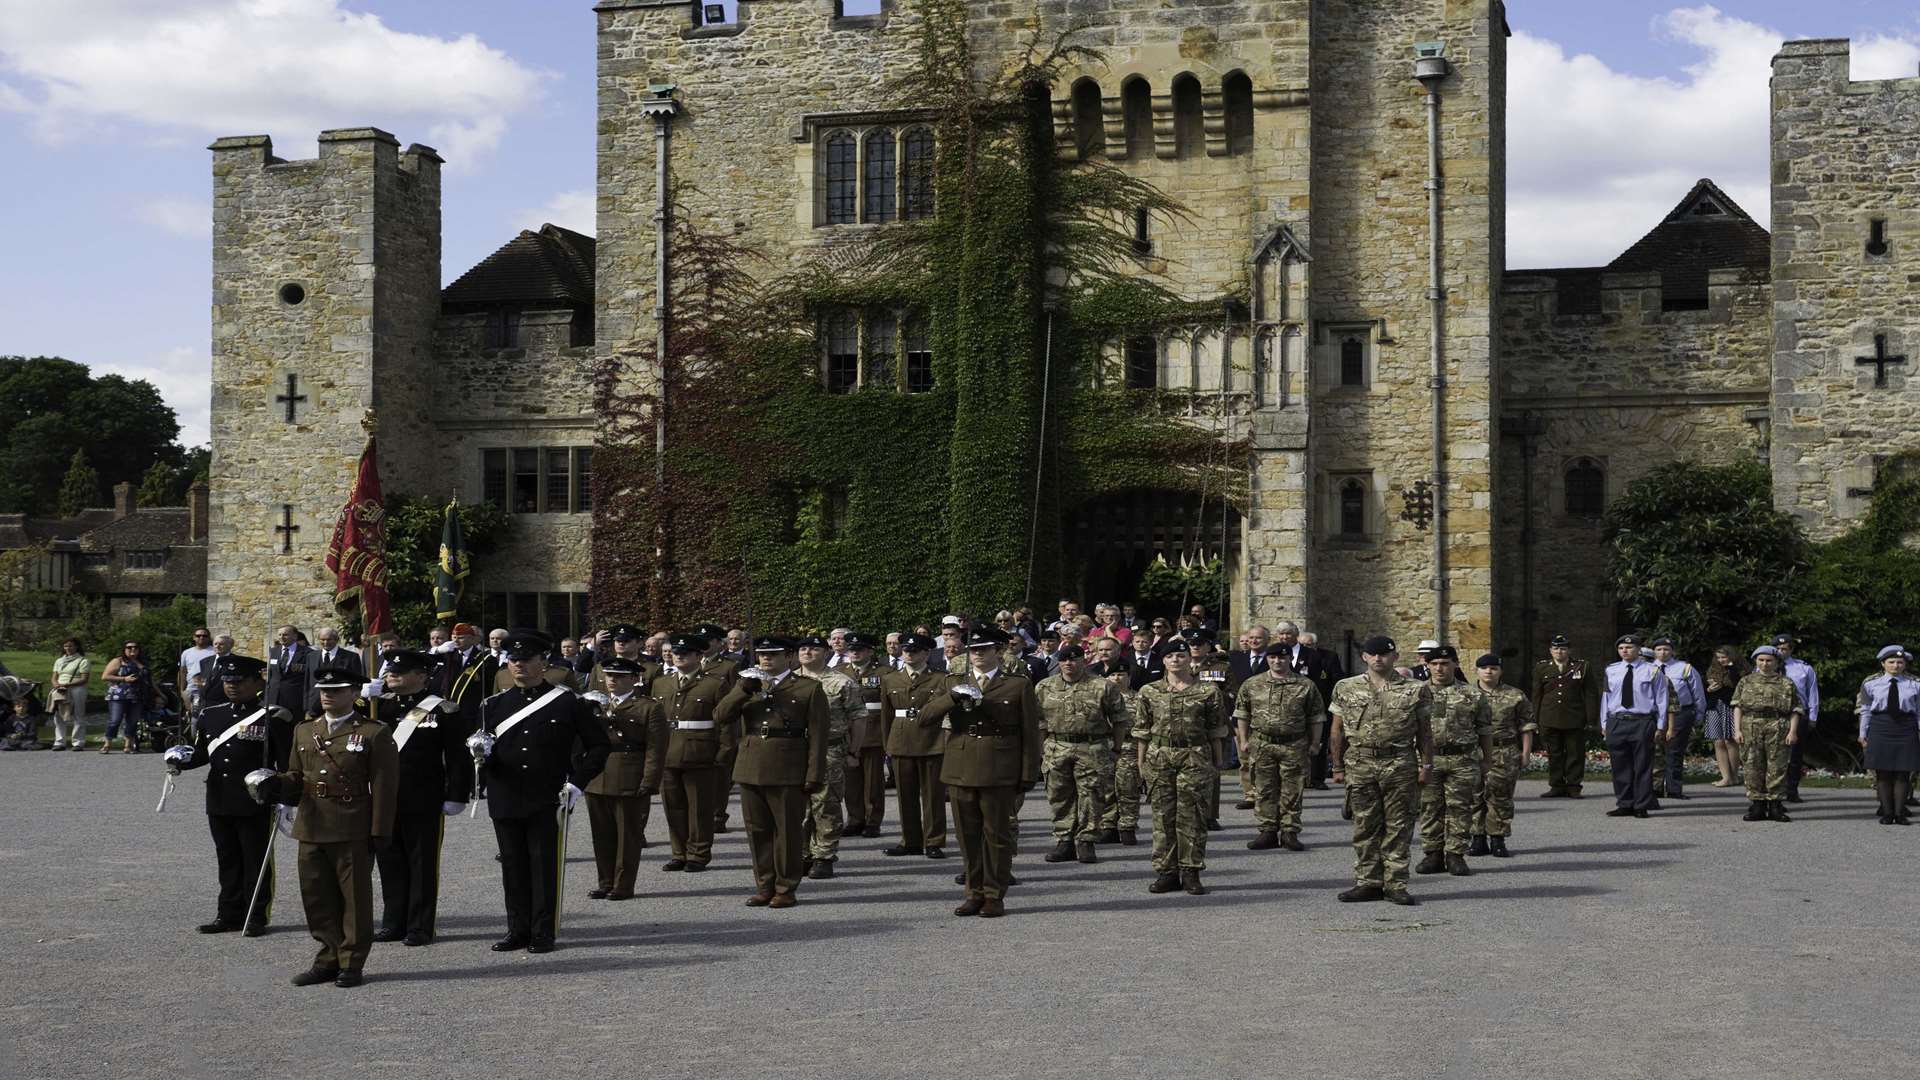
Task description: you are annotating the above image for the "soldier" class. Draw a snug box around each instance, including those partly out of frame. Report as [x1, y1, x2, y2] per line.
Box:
[795, 635, 857, 878]
[653, 632, 731, 872]
[1651, 638, 1707, 800]
[588, 624, 662, 695]
[1134, 646, 1230, 895]
[254, 665, 398, 987]
[878, 632, 950, 859]
[1531, 634, 1600, 798]
[1732, 645, 1804, 822]
[1601, 634, 1669, 818]
[1235, 642, 1326, 852]
[1033, 643, 1128, 865]
[1772, 634, 1821, 803]
[163, 655, 294, 937]
[1414, 647, 1491, 878]
[717, 637, 828, 908]
[699, 622, 743, 832]
[583, 656, 667, 900]
[363, 649, 472, 946]
[1469, 654, 1535, 857]
[1096, 667, 1143, 846]
[1856, 645, 1917, 825]
[920, 626, 1041, 918]
[835, 632, 889, 839]
[470, 630, 609, 953]
[1185, 629, 1239, 830]
[1329, 636, 1434, 906]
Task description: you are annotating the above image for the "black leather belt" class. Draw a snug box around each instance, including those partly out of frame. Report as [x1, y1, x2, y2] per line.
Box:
[1150, 736, 1206, 748]
[1047, 732, 1106, 744]
[756, 728, 807, 739]
[960, 725, 1022, 738]
[1435, 743, 1477, 754]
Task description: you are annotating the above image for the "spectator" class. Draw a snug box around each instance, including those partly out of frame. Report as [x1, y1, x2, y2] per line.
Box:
[1, 688, 44, 751]
[428, 625, 450, 650]
[176, 628, 216, 714]
[559, 637, 580, 666]
[723, 628, 747, 664]
[645, 632, 671, 665]
[884, 631, 904, 669]
[193, 633, 235, 714]
[49, 637, 92, 750]
[101, 640, 150, 754]
[1120, 604, 1140, 630]
[312, 626, 364, 678]
[1088, 605, 1133, 648]
[1189, 603, 1218, 632]
[1703, 645, 1744, 787]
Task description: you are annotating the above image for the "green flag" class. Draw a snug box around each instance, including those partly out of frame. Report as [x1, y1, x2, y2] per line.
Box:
[433, 499, 468, 620]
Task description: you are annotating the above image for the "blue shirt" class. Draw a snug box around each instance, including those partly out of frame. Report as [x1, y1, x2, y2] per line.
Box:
[1656, 659, 1706, 716]
[1782, 656, 1820, 721]
[1602, 660, 1670, 732]
[1856, 672, 1917, 738]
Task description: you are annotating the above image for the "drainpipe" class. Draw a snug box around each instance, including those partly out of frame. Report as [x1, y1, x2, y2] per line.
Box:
[641, 85, 681, 492]
[1414, 44, 1449, 643]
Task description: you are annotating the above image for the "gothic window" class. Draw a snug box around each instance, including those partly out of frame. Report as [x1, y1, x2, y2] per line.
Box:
[1124, 336, 1157, 389]
[824, 131, 858, 225]
[1122, 77, 1153, 158]
[902, 128, 935, 219]
[1171, 75, 1203, 159]
[1338, 479, 1367, 539]
[1132, 207, 1152, 256]
[1071, 78, 1105, 159]
[1340, 336, 1365, 387]
[904, 316, 934, 393]
[1223, 71, 1254, 156]
[866, 311, 897, 388]
[824, 311, 860, 392]
[1565, 458, 1605, 518]
[863, 129, 897, 222]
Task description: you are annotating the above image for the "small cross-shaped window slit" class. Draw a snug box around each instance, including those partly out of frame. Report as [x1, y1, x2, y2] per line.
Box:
[275, 505, 300, 553]
[275, 374, 306, 423]
[1856, 334, 1907, 388]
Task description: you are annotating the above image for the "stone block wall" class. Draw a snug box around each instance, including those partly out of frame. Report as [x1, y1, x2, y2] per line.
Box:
[1769, 38, 1920, 536]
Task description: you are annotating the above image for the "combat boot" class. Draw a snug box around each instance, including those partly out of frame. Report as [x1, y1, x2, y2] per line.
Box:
[1075, 841, 1097, 864]
[1118, 828, 1138, 846]
[1337, 884, 1384, 903]
[1769, 801, 1792, 823]
[1742, 800, 1765, 821]
[1445, 853, 1472, 877]
[1468, 834, 1490, 856]
[1094, 828, 1120, 844]
[1247, 830, 1280, 850]
[1043, 840, 1075, 863]
[1181, 869, 1208, 896]
[808, 859, 835, 880]
[1235, 799, 1255, 810]
[1415, 850, 1446, 875]
[1279, 831, 1305, 852]
[1148, 872, 1180, 894]
[1487, 836, 1510, 857]
[1205, 818, 1223, 831]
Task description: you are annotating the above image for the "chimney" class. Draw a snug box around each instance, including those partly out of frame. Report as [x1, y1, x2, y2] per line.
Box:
[112, 482, 135, 519]
[188, 481, 209, 542]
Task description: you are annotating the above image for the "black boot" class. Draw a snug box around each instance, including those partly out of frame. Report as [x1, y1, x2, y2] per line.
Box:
[1148, 872, 1180, 894]
[1119, 828, 1138, 846]
[1415, 850, 1446, 875]
[1445, 853, 1472, 877]
[1487, 835, 1510, 857]
[1468, 834, 1489, 856]
[1075, 841, 1097, 864]
[1181, 869, 1208, 896]
[1093, 828, 1120, 844]
[1769, 800, 1792, 823]
[1247, 831, 1280, 850]
[1043, 840, 1075, 863]
[1742, 800, 1765, 822]
[1279, 832, 1306, 852]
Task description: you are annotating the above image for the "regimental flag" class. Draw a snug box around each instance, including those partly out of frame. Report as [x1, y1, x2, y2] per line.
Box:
[325, 437, 392, 635]
[434, 498, 469, 621]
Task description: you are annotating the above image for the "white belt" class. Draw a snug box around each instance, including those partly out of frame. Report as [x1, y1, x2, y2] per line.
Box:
[864, 703, 881, 711]
[673, 720, 716, 730]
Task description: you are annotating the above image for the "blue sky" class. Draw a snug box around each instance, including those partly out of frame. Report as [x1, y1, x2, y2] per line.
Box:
[2, 1, 1917, 447]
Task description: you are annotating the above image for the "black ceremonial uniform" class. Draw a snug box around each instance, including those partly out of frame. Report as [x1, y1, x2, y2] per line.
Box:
[178, 696, 295, 932]
[367, 689, 473, 943]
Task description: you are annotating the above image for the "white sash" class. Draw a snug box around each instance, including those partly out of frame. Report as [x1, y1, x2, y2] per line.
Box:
[208, 708, 269, 754]
[393, 695, 446, 751]
[493, 686, 569, 739]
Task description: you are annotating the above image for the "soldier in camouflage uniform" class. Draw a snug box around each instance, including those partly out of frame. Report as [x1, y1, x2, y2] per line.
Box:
[1134, 647, 1230, 896]
[1034, 644, 1129, 865]
[1330, 635, 1434, 905]
[1234, 642, 1326, 852]
[1731, 645, 1805, 822]
[1096, 668, 1142, 845]
[1186, 629, 1239, 829]
[1416, 647, 1491, 877]
[1468, 653, 1535, 857]
[795, 636, 857, 878]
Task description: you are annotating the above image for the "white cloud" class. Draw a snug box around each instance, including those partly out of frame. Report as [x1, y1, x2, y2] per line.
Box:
[101, 346, 211, 448]
[1508, 5, 1920, 269]
[513, 188, 596, 236]
[135, 196, 208, 238]
[0, 0, 546, 164]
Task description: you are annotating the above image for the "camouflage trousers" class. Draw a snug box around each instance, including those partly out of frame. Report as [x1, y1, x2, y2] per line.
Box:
[1346, 745, 1419, 889]
[1419, 751, 1481, 855]
[1247, 734, 1311, 835]
[802, 742, 847, 861]
[1144, 745, 1216, 873]
[1101, 742, 1141, 830]
[1742, 716, 1789, 801]
[1471, 742, 1522, 838]
[1044, 738, 1113, 843]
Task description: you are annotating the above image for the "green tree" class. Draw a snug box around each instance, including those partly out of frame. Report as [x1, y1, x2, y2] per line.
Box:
[135, 460, 176, 507]
[380, 496, 509, 641]
[55, 448, 99, 516]
[0, 356, 187, 513]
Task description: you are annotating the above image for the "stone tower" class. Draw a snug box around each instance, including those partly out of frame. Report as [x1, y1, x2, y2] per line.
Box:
[1769, 40, 1920, 536]
[207, 128, 443, 643]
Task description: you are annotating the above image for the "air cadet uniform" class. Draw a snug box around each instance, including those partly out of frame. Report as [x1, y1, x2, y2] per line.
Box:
[1033, 644, 1129, 864]
[1731, 644, 1804, 822]
[1097, 673, 1144, 845]
[1531, 635, 1600, 797]
[1331, 636, 1433, 905]
[921, 627, 1041, 918]
[834, 634, 890, 837]
[262, 665, 399, 987]
[879, 633, 950, 858]
[584, 656, 667, 900]
[1602, 634, 1670, 817]
[1856, 645, 1918, 825]
[364, 650, 473, 945]
[1134, 663, 1230, 896]
[652, 632, 733, 871]
[166, 655, 293, 936]
[1234, 644, 1326, 852]
[474, 630, 609, 953]
[1652, 638, 1707, 799]
[1469, 655, 1535, 856]
[717, 637, 829, 907]
[1415, 647, 1492, 877]
[795, 636, 857, 878]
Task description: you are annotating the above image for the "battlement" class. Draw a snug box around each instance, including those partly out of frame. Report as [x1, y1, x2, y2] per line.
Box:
[209, 129, 442, 177]
[1772, 37, 1920, 95]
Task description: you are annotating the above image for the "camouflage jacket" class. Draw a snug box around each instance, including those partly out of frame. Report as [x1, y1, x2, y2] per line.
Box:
[1034, 673, 1128, 739]
[1233, 670, 1326, 741]
[796, 667, 860, 744]
[1481, 682, 1538, 745]
[1134, 679, 1229, 748]
[1330, 671, 1431, 750]
[1731, 671, 1802, 720]
[1428, 682, 1492, 754]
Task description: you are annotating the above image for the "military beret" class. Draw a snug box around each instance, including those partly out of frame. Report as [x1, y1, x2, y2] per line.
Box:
[752, 635, 794, 653]
[898, 632, 935, 652]
[1038, 626, 1061, 641]
[1616, 634, 1641, 647]
[1650, 636, 1674, 648]
[311, 666, 361, 690]
[698, 623, 728, 640]
[1476, 653, 1501, 668]
[610, 623, 643, 640]
[1359, 635, 1396, 656]
[217, 655, 268, 681]
[667, 632, 707, 654]
[843, 632, 878, 650]
[601, 656, 647, 675]
[965, 625, 1007, 650]
[1056, 644, 1086, 661]
[1426, 645, 1459, 662]
[1750, 644, 1781, 660]
[795, 634, 829, 649]
[1878, 644, 1910, 661]
[1182, 627, 1216, 645]
[1549, 634, 1570, 647]
[384, 649, 435, 675]
[1263, 642, 1293, 657]
[501, 629, 552, 660]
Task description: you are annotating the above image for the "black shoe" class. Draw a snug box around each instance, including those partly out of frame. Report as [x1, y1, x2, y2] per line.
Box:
[371, 926, 406, 943]
[1633, 810, 1649, 818]
[1119, 829, 1138, 846]
[1337, 885, 1384, 903]
[1488, 836, 1510, 858]
[1205, 818, 1222, 831]
[528, 941, 555, 954]
[661, 859, 687, 872]
[1415, 851, 1446, 875]
[587, 888, 611, 900]
[1784, 792, 1803, 804]
[243, 923, 268, 938]
[1539, 789, 1566, 799]
[1880, 815, 1896, 825]
[1468, 835, 1490, 856]
[1309, 781, 1330, 790]
[954, 873, 966, 885]
[606, 892, 633, 901]
[1093, 829, 1120, 844]
[1647, 800, 1663, 811]
[1670, 791, 1689, 800]
[925, 847, 948, 859]
[1148, 873, 1181, 894]
[808, 860, 835, 880]
[1043, 841, 1075, 863]
[1247, 831, 1280, 850]
[845, 822, 866, 836]
[884, 844, 923, 857]
[1385, 890, 1419, 906]
[801, 859, 814, 876]
[403, 932, 431, 946]
[334, 969, 364, 988]
[1007, 875, 1020, 886]
[861, 825, 881, 838]
[1181, 869, 1208, 896]
[1605, 807, 1635, 818]
[682, 861, 708, 873]
[1769, 801, 1792, 823]
[290, 966, 340, 987]
[1075, 842, 1097, 864]
[1567, 791, 1585, 799]
[197, 920, 239, 935]
[1279, 832, 1305, 852]
[1445, 854, 1472, 877]
[491, 936, 530, 952]
[1742, 800, 1765, 822]
[1234, 799, 1255, 810]
[713, 821, 730, 833]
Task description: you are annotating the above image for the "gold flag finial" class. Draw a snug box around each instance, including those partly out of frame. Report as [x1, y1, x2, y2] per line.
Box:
[360, 409, 378, 436]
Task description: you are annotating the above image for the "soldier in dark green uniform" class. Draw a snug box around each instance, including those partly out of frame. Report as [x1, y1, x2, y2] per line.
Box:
[698, 623, 742, 833]
[584, 656, 666, 900]
[1531, 634, 1599, 797]
[879, 632, 950, 859]
[834, 632, 890, 838]
[364, 650, 472, 945]
[1330, 636, 1434, 905]
[652, 632, 732, 871]
[717, 637, 829, 908]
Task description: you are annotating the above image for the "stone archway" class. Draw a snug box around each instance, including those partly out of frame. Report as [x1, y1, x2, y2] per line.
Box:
[1068, 488, 1241, 620]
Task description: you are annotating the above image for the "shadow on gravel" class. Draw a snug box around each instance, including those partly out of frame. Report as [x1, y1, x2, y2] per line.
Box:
[550, 916, 906, 951]
[369, 955, 674, 982]
[1519, 842, 1695, 856]
[1415, 883, 1613, 901]
[1496, 857, 1678, 874]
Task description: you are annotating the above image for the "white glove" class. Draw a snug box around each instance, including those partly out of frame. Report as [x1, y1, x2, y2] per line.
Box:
[559, 783, 583, 811]
[361, 680, 384, 700]
[581, 691, 612, 711]
[243, 768, 276, 804]
[276, 804, 297, 837]
[737, 666, 769, 683]
[432, 640, 458, 654]
[466, 730, 494, 762]
[162, 745, 193, 774]
[952, 684, 984, 703]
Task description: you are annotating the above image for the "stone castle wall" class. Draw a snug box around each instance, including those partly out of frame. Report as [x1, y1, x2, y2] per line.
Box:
[1769, 39, 1920, 536]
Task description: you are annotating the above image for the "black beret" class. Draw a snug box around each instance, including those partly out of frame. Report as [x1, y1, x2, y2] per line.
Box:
[1182, 627, 1217, 645]
[217, 655, 268, 681]
[1475, 653, 1501, 668]
[1038, 626, 1061, 641]
[1615, 634, 1641, 647]
[1264, 642, 1293, 657]
[1056, 644, 1086, 661]
[384, 649, 435, 675]
[1360, 635, 1396, 655]
[1426, 645, 1459, 662]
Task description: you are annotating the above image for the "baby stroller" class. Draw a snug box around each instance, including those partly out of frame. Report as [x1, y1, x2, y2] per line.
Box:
[140, 682, 191, 752]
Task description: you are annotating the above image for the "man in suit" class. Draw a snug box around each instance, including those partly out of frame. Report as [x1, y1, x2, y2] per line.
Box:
[363, 650, 472, 946]
[1127, 629, 1165, 689]
[879, 632, 950, 859]
[305, 627, 366, 715]
[266, 625, 314, 719]
[192, 634, 237, 716]
[717, 637, 828, 908]
[651, 632, 733, 871]
[584, 657, 667, 901]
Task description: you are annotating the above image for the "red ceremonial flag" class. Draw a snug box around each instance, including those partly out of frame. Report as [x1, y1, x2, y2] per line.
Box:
[325, 437, 393, 636]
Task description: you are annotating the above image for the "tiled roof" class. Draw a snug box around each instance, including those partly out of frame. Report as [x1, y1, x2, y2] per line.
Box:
[1605, 179, 1770, 303]
[0, 506, 205, 598]
[442, 223, 596, 308]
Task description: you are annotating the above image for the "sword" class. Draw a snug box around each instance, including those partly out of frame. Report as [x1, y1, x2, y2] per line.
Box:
[156, 773, 177, 813]
[553, 801, 574, 935]
[242, 813, 279, 931]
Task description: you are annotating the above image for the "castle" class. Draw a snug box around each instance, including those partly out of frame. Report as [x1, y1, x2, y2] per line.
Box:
[204, 2, 1920, 668]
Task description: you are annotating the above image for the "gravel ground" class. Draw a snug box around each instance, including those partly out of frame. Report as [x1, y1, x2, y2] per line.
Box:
[2, 752, 1915, 1080]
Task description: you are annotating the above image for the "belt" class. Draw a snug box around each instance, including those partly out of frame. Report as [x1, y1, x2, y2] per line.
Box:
[1047, 732, 1107, 744]
[755, 728, 807, 739]
[1253, 730, 1308, 743]
[672, 720, 716, 730]
[1150, 736, 1207, 748]
[864, 703, 882, 711]
[608, 746, 648, 754]
[959, 725, 1022, 738]
[1348, 743, 1411, 754]
[304, 779, 365, 802]
[1435, 742, 1478, 754]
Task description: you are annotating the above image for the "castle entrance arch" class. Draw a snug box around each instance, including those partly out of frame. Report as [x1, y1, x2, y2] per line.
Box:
[1068, 489, 1240, 622]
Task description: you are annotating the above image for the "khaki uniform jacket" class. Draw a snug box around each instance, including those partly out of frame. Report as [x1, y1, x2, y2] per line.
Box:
[650, 667, 734, 769]
[1330, 672, 1433, 749]
[1428, 683, 1493, 755]
[586, 693, 668, 797]
[923, 671, 1041, 788]
[717, 672, 828, 787]
[1033, 673, 1128, 742]
[1531, 659, 1601, 731]
[1483, 683, 1538, 744]
[880, 666, 948, 757]
[833, 657, 889, 750]
[276, 714, 399, 844]
[1232, 670, 1326, 741]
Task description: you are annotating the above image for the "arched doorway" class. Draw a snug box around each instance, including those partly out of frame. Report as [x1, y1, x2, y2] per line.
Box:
[1069, 489, 1240, 622]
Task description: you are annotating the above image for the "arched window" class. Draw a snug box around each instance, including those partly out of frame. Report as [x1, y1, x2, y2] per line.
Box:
[824, 131, 857, 225]
[1338, 478, 1367, 538]
[1122, 77, 1153, 158]
[1222, 71, 1254, 156]
[1124, 336, 1157, 389]
[863, 129, 896, 223]
[1339, 334, 1365, 387]
[824, 311, 859, 392]
[901, 127, 935, 219]
[1171, 74, 1203, 158]
[1565, 458, 1606, 518]
[1071, 78, 1105, 159]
